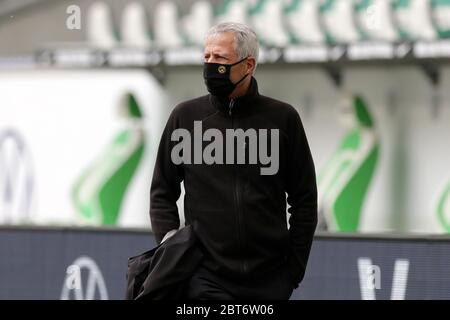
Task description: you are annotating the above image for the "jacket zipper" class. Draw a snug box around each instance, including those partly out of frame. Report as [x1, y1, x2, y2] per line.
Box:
[229, 99, 248, 275]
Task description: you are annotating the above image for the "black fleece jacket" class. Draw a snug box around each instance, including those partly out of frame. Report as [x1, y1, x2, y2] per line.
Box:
[150, 77, 317, 288]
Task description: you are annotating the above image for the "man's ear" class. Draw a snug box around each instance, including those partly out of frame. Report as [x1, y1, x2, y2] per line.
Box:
[247, 57, 256, 74]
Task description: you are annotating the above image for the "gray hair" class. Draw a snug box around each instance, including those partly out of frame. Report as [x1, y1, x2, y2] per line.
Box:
[206, 22, 259, 67]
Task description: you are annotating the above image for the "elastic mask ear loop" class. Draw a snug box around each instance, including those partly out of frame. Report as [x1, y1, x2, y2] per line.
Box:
[230, 56, 249, 67]
[231, 56, 250, 86]
[234, 72, 249, 86]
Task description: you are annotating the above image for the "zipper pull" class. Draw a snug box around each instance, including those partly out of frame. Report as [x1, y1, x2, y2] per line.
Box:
[229, 99, 234, 116]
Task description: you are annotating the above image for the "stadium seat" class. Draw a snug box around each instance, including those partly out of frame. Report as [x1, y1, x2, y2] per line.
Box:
[355, 0, 400, 42]
[214, 0, 249, 25]
[284, 0, 326, 44]
[321, 0, 361, 43]
[153, 1, 185, 49]
[120, 1, 152, 49]
[432, 0, 450, 38]
[86, 1, 119, 49]
[182, 0, 214, 46]
[394, 0, 438, 41]
[249, 0, 290, 47]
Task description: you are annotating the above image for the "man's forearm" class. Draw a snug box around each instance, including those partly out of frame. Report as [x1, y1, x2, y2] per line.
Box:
[149, 110, 183, 244]
[287, 192, 318, 286]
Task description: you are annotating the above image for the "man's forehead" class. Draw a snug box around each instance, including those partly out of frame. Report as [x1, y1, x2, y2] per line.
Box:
[204, 33, 235, 53]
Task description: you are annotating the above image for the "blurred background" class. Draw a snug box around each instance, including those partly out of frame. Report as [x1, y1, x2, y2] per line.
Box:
[1, 0, 450, 300]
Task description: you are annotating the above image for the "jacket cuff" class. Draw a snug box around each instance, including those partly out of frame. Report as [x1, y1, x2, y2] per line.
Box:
[286, 249, 306, 289]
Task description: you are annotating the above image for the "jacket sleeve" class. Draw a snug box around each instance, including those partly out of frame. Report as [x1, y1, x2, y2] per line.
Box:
[285, 108, 318, 288]
[150, 109, 184, 245]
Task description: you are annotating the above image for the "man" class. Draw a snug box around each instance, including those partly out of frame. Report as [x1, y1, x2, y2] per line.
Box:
[150, 22, 317, 300]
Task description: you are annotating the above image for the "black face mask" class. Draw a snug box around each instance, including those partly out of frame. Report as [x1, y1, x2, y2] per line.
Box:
[203, 57, 249, 97]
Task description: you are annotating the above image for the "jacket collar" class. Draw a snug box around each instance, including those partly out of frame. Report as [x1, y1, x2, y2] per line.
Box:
[209, 76, 259, 118]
